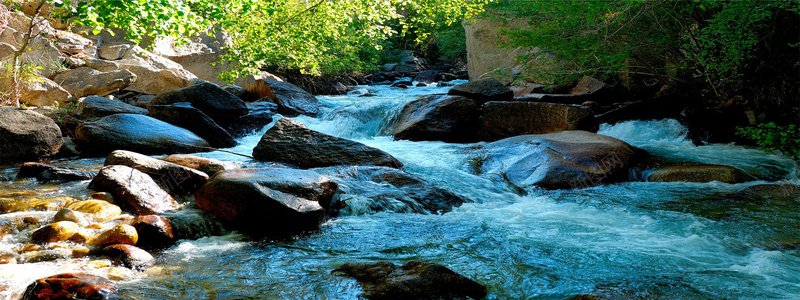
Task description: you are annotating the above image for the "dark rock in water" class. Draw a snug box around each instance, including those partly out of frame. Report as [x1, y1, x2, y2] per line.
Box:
[263, 79, 320, 117]
[148, 102, 237, 148]
[224, 102, 277, 137]
[79, 96, 148, 119]
[100, 244, 154, 269]
[681, 106, 750, 145]
[479, 101, 599, 142]
[646, 164, 752, 183]
[57, 137, 81, 158]
[194, 168, 335, 236]
[17, 162, 95, 181]
[88, 165, 179, 215]
[104, 150, 209, 195]
[151, 81, 249, 126]
[475, 131, 648, 189]
[315, 166, 467, 214]
[161, 154, 236, 176]
[132, 215, 175, 249]
[729, 184, 800, 201]
[392, 95, 480, 143]
[0, 107, 62, 164]
[22, 273, 118, 300]
[448, 77, 513, 103]
[75, 114, 211, 155]
[253, 118, 403, 169]
[413, 70, 439, 84]
[161, 208, 228, 240]
[333, 261, 486, 300]
[223, 84, 258, 102]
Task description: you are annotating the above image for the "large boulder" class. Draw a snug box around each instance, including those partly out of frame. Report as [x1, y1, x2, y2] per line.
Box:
[224, 101, 277, 137]
[104, 150, 210, 195]
[0, 107, 63, 164]
[151, 27, 234, 86]
[21, 273, 117, 300]
[646, 164, 753, 183]
[110, 46, 197, 94]
[75, 114, 211, 155]
[78, 96, 148, 119]
[52, 67, 137, 98]
[334, 261, 486, 300]
[88, 165, 179, 215]
[448, 78, 513, 103]
[474, 131, 648, 189]
[253, 118, 403, 169]
[263, 79, 320, 117]
[0, 75, 72, 106]
[391, 95, 480, 143]
[315, 166, 468, 214]
[150, 82, 248, 126]
[147, 102, 236, 148]
[194, 168, 336, 236]
[478, 101, 599, 141]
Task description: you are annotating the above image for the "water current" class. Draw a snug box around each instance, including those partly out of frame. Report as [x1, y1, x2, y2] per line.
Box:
[1, 82, 799, 299]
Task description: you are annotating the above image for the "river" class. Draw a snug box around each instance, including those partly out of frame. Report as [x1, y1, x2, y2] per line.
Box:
[1, 83, 799, 299]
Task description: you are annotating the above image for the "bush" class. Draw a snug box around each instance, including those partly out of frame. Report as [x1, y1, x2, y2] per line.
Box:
[737, 122, 800, 158]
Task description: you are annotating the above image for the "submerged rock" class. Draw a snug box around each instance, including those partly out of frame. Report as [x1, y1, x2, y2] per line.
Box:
[392, 95, 480, 143]
[479, 101, 599, 141]
[104, 150, 209, 195]
[263, 79, 320, 117]
[22, 273, 118, 300]
[729, 184, 800, 201]
[194, 168, 336, 236]
[75, 114, 211, 155]
[100, 244, 154, 269]
[315, 166, 468, 214]
[334, 261, 486, 300]
[448, 77, 513, 103]
[0, 107, 63, 164]
[253, 118, 403, 169]
[646, 164, 752, 183]
[16, 162, 95, 181]
[88, 165, 179, 215]
[474, 130, 648, 189]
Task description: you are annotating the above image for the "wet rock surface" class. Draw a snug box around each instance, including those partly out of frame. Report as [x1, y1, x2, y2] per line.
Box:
[392, 95, 480, 143]
[75, 114, 211, 155]
[0, 107, 63, 164]
[646, 164, 753, 183]
[88, 165, 179, 215]
[478, 101, 599, 141]
[21, 273, 118, 300]
[104, 150, 209, 195]
[448, 77, 513, 103]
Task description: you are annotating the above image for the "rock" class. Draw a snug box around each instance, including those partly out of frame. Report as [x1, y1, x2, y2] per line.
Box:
[413, 70, 439, 84]
[1, 197, 75, 214]
[104, 150, 209, 195]
[67, 200, 122, 222]
[147, 102, 237, 148]
[478, 101, 599, 141]
[88, 165, 179, 215]
[30, 221, 80, 243]
[52, 67, 137, 98]
[0, 107, 63, 164]
[223, 85, 257, 102]
[111, 45, 198, 94]
[253, 118, 403, 169]
[0, 75, 72, 106]
[57, 136, 81, 158]
[263, 79, 320, 117]
[224, 101, 277, 136]
[98, 44, 132, 60]
[161, 209, 227, 240]
[22, 273, 117, 300]
[100, 244, 154, 269]
[392, 95, 480, 143]
[132, 215, 174, 249]
[78, 96, 149, 119]
[570, 76, 608, 95]
[646, 164, 752, 183]
[315, 166, 468, 214]
[233, 75, 278, 100]
[16, 162, 95, 181]
[75, 114, 211, 155]
[151, 28, 234, 86]
[448, 77, 513, 103]
[53, 209, 89, 227]
[194, 168, 335, 236]
[161, 154, 236, 176]
[475, 131, 648, 189]
[90, 224, 139, 247]
[150, 81, 249, 126]
[333, 261, 486, 300]
[730, 184, 800, 201]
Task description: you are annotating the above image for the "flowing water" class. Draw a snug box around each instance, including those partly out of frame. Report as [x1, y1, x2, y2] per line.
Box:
[1, 83, 799, 299]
